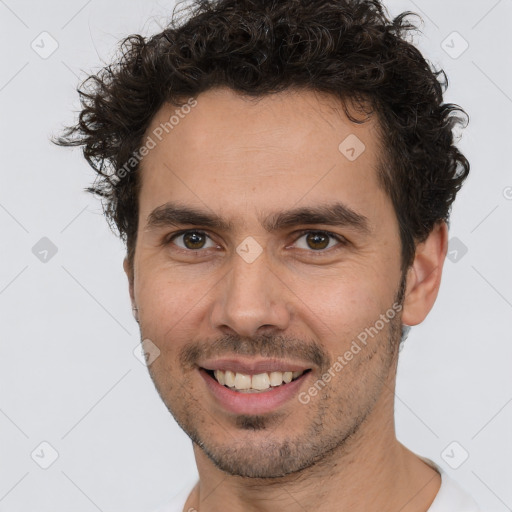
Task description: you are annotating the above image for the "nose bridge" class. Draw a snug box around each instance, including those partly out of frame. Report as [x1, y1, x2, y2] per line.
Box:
[210, 245, 290, 337]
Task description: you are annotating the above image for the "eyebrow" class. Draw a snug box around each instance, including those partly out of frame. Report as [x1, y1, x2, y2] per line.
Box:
[145, 201, 370, 235]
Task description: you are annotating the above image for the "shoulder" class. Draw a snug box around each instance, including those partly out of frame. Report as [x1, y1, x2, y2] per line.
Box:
[421, 457, 481, 512]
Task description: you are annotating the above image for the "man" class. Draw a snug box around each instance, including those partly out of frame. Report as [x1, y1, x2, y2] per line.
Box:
[56, 0, 479, 510]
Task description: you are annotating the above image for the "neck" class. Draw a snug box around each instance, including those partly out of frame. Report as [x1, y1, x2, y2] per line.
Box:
[185, 374, 441, 512]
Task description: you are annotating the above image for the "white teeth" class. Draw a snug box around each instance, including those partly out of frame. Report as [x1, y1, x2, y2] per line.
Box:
[224, 370, 236, 387]
[234, 372, 251, 390]
[269, 371, 283, 386]
[214, 370, 225, 385]
[251, 373, 270, 390]
[210, 369, 306, 390]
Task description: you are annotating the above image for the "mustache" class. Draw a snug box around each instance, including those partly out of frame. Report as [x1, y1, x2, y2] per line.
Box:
[179, 333, 330, 371]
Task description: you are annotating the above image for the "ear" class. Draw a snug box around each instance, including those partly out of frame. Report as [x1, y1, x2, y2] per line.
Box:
[123, 256, 137, 319]
[401, 221, 448, 326]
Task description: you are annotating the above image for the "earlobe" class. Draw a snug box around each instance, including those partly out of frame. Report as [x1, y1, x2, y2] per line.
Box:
[400, 221, 448, 327]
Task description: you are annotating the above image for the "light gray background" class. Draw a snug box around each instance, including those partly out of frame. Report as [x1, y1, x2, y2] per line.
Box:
[1, 0, 511, 510]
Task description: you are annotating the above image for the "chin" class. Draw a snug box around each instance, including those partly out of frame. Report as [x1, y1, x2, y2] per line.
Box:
[201, 439, 321, 478]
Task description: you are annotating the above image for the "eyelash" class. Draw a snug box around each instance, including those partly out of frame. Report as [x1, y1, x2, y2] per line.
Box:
[164, 229, 348, 255]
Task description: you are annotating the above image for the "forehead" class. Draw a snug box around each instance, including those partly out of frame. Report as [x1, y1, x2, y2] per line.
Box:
[137, 86, 388, 231]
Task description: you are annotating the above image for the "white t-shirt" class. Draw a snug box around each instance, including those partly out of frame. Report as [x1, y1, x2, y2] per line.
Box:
[152, 459, 480, 512]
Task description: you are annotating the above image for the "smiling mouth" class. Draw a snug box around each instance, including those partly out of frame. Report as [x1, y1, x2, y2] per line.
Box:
[204, 368, 311, 393]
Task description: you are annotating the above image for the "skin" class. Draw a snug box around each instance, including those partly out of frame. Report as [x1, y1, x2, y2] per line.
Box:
[123, 86, 448, 512]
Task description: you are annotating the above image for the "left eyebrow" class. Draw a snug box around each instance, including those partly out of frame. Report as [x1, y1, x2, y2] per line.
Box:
[145, 201, 371, 235]
[260, 202, 371, 235]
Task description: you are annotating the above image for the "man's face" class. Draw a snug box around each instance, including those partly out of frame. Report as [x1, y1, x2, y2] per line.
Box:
[128, 87, 406, 478]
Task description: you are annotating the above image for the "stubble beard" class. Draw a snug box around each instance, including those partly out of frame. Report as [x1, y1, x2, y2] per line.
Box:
[147, 274, 407, 479]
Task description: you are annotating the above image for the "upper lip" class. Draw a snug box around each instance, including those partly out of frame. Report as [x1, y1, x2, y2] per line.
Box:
[199, 357, 312, 375]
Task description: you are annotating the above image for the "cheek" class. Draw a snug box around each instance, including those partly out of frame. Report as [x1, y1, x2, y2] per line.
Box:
[292, 267, 389, 341]
[134, 266, 206, 345]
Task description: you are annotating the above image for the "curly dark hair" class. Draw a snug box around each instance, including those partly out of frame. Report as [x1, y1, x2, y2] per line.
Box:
[54, 0, 469, 273]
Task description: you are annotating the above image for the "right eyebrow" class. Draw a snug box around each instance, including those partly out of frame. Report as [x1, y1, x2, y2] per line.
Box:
[145, 203, 234, 232]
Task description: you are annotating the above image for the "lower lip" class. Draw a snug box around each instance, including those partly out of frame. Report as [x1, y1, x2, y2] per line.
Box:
[199, 368, 309, 415]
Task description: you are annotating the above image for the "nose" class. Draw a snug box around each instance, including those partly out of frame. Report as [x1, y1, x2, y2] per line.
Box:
[209, 247, 291, 338]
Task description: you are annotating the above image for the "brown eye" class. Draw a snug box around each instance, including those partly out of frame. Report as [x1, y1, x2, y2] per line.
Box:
[168, 230, 216, 251]
[292, 230, 346, 253]
[183, 232, 206, 249]
[305, 232, 330, 250]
